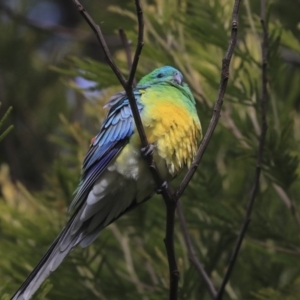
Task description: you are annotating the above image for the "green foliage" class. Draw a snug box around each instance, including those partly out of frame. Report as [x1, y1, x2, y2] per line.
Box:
[1, 0, 300, 299]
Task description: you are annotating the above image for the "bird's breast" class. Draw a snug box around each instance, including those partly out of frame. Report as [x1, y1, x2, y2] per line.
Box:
[138, 87, 201, 176]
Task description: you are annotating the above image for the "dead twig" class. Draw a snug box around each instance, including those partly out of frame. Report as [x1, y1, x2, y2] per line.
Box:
[118, 29, 136, 86]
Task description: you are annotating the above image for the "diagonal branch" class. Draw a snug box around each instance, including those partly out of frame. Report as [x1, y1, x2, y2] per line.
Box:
[118, 29, 135, 85]
[127, 0, 144, 88]
[72, 0, 143, 146]
[175, 0, 242, 200]
[173, 1, 241, 297]
[73, 0, 127, 86]
[216, 1, 269, 298]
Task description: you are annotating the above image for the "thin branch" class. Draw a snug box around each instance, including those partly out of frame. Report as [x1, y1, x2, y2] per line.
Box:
[118, 29, 136, 85]
[177, 201, 217, 299]
[122, 0, 148, 149]
[176, 0, 242, 200]
[72, 0, 127, 86]
[127, 0, 144, 88]
[174, 1, 241, 295]
[75, 0, 149, 159]
[216, 1, 269, 298]
[72, 1, 179, 298]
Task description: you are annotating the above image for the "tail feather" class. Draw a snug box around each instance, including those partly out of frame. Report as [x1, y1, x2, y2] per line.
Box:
[11, 172, 152, 299]
[11, 214, 78, 300]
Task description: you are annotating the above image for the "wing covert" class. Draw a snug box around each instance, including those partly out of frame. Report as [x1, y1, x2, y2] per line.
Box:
[69, 90, 143, 212]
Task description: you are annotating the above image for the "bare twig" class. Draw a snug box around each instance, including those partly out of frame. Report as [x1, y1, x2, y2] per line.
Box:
[216, 1, 269, 298]
[176, 0, 242, 200]
[177, 201, 217, 299]
[118, 29, 136, 85]
[73, 0, 150, 161]
[127, 0, 144, 88]
[72, 0, 127, 86]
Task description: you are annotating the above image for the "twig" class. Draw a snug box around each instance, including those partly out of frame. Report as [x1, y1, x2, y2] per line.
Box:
[127, 0, 144, 89]
[73, 0, 150, 160]
[216, 1, 269, 298]
[175, 0, 242, 200]
[72, 1, 179, 298]
[177, 201, 217, 299]
[118, 29, 136, 85]
[72, 0, 127, 86]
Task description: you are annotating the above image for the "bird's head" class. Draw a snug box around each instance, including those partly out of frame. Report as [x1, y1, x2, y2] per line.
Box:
[137, 66, 184, 87]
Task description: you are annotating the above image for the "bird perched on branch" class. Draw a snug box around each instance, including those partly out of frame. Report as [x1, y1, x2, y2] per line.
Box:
[12, 66, 202, 300]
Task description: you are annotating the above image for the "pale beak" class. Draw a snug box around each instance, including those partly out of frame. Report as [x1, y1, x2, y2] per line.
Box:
[173, 72, 183, 85]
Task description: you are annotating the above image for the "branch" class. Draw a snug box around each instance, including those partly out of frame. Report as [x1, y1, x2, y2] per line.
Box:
[176, 0, 242, 200]
[173, 1, 241, 295]
[127, 0, 144, 88]
[72, 0, 127, 86]
[216, 1, 269, 298]
[72, 0, 151, 165]
[72, 1, 179, 298]
[177, 201, 217, 299]
[118, 29, 135, 85]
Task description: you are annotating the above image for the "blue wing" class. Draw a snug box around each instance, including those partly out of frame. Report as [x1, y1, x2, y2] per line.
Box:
[12, 89, 146, 300]
[69, 90, 143, 212]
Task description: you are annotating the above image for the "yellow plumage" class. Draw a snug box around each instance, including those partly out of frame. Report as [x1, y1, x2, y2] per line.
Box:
[136, 86, 202, 176]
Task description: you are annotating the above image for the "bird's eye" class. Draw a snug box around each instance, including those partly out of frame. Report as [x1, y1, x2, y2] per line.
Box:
[156, 73, 164, 78]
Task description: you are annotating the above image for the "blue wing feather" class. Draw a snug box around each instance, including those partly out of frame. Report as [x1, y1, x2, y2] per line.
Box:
[69, 90, 143, 212]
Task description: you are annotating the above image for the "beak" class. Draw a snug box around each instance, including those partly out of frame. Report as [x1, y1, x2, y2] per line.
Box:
[173, 72, 183, 85]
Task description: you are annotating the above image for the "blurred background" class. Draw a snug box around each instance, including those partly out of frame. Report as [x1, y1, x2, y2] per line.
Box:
[0, 0, 300, 299]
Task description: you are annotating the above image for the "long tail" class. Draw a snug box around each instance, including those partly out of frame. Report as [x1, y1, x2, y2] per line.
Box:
[11, 213, 80, 300]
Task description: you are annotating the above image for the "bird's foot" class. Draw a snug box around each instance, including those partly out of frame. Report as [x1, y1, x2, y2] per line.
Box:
[156, 181, 168, 194]
[141, 144, 154, 158]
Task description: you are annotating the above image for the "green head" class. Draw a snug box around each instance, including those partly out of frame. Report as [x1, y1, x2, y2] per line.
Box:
[138, 66, 184, 87]
[137, 66, 196, 104]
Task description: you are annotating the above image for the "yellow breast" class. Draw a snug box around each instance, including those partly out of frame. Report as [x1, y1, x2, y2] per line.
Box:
[138, 87, 202, 176]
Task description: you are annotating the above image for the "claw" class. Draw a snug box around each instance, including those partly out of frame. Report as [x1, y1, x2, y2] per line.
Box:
[156, 181, 168, 194]
[141, 144, 154, 158]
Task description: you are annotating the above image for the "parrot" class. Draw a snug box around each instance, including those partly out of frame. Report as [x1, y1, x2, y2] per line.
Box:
[12, 66, 202, 300]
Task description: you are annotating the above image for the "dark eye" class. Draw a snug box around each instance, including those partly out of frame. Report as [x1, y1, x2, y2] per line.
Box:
[156, 73, 164, 78]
